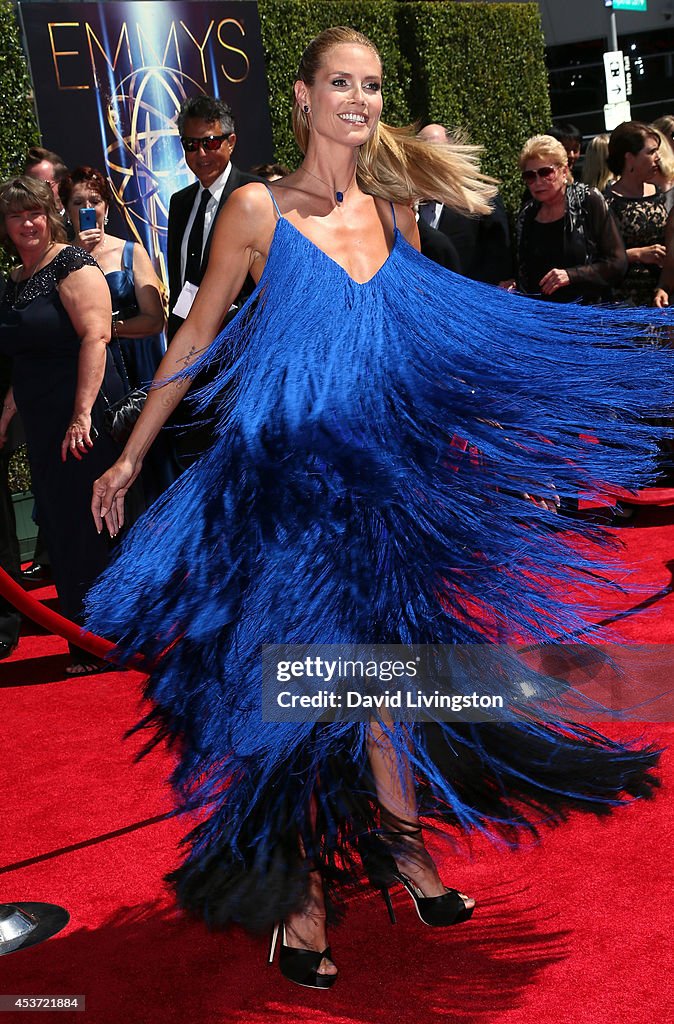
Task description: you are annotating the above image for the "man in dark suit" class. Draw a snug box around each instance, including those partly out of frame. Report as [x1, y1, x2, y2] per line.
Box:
[416, 216, 462, 273]
[23, 146, 68, 214]
[167, 95, 261, 341]
[167, 96, 262, 464]
[417, 124, 513, 286]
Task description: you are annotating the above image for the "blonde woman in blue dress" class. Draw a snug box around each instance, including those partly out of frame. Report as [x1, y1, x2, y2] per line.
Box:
[88, 27, 668, 991]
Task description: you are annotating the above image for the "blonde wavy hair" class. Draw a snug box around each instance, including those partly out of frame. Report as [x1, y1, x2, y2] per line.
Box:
[651, 126, 674, 186]
[582, 133, 612, 192]
[292, 27, 495, 216]
[653, 114, 674, 150]
[0, 176, 66, 257]
[518, 135, 568, 171]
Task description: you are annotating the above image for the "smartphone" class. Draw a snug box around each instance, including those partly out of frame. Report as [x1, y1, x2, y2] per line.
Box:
[79, 207, 97, 231]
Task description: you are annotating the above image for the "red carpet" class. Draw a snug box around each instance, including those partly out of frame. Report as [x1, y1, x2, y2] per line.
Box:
[1, 509, 673, 1023]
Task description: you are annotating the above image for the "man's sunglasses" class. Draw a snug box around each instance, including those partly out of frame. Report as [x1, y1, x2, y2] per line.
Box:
[180, 134, 231, 153]
[522, 166, 558, 183]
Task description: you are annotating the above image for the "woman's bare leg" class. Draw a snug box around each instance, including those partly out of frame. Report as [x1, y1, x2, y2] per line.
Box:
[283, 806, 337, 976]
[367, 718, 474, 907]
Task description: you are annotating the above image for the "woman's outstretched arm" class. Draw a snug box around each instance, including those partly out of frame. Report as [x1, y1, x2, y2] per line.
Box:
[91, 183, 275, 535]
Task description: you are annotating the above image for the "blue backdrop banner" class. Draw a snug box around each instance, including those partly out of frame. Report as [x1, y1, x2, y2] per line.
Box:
[18, 1, 274, 283]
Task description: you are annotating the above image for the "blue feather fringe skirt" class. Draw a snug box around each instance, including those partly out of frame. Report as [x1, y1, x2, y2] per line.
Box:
[87, 221, 672, 931]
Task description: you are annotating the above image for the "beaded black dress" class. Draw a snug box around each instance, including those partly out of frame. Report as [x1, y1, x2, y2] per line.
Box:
[0, 247, 125, 637]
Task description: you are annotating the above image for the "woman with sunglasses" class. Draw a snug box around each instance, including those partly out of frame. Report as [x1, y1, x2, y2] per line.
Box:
[514, 134, 627, 302]
[86, 28, 672, 991]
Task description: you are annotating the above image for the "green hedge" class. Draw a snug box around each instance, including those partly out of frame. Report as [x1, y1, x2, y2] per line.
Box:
[0, 0, 39, 275]
[0, 1, 38, 491]
[400, 3, 551, 212]
[259, 1, 551, 212]
[0, 1, 38, 182]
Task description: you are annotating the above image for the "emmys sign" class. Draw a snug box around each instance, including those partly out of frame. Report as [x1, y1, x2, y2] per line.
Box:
[18, 1, 273, 283]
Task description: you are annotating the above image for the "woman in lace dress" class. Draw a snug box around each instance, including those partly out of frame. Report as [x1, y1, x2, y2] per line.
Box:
[0, 176, 126, 674]
[605, 121, 674, 306]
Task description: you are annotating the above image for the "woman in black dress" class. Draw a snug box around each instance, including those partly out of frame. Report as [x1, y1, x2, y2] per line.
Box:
[0, 176, 125, 674]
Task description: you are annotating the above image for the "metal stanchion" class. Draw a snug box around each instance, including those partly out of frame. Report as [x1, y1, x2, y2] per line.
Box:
[0, 902, 69, 956]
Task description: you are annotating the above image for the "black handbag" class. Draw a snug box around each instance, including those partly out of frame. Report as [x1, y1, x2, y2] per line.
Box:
[102, 316, 147, 444]
[103, 387, 147, 444]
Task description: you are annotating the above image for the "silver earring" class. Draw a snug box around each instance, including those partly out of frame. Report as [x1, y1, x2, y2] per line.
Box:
[104, 215, 109, 225]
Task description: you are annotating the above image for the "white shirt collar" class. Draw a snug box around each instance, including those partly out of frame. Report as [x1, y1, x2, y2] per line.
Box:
[198, 162, 233, 205]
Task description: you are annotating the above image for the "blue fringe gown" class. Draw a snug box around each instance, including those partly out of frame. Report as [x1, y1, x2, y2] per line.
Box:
[87, 204, 673, 931]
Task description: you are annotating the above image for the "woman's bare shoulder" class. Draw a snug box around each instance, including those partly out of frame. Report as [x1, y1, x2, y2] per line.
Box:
[392, 201, 415, 230]
[226, 181, 278, 220]
[391, 201, 419, 248]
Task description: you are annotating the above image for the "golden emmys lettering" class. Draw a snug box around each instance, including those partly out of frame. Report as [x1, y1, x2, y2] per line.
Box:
[48, 18, 251, 89]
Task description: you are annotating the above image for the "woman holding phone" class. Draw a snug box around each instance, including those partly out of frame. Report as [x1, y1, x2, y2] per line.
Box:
[0, 176, 126, 674]
[59, 167, 179, 502]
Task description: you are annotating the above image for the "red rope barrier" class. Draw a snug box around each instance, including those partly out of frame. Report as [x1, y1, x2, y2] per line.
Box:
[0, 565, 132, 664]
[604, 485, 674, 507]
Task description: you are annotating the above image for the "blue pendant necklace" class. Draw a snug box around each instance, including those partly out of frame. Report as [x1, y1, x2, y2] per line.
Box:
[302, 166, 355, 205]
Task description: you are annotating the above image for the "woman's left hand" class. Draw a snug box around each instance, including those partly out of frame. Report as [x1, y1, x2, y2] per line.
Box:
[61, 412, 95, 462]
[539, 268, 570, 295]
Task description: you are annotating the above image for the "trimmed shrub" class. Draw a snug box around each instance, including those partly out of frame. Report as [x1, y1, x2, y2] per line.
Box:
[0, 0, 39, 182]
[399, 2, 551, 212]
[0, 0, 39, 277]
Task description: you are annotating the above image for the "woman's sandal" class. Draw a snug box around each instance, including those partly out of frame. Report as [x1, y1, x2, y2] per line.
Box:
[65, 659, 112, 677]
[359, 826, 475, 927]
[268, 922, 337, 990]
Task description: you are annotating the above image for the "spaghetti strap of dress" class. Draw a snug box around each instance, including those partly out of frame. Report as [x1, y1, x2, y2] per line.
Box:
[390, 202, 397, 230]
[121, 239, 135, 271]
[264, 184, 284, 221]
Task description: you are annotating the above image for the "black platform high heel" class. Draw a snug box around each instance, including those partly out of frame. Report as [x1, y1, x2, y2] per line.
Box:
[359, 828, 475, 928]
[268, 922, 338, 990]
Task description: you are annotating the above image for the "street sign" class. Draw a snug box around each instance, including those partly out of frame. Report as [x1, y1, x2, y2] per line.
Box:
[604, 100, 632, 130]
[624, 54, 632, 96]
[612, 1, 647, 11]
[604, 50, 628, 103]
